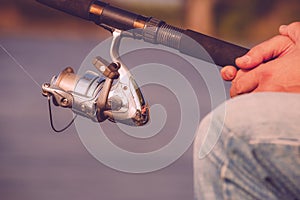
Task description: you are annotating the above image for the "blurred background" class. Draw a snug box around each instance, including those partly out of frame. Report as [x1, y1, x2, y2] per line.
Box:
[2, 0, 300, 43]
[0, 0, 299, 200]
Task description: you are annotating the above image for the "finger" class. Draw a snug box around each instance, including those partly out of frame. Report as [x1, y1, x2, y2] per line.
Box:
[221, 66, 237, 81]
[279, 22, 300, 43]
[230, 70, 259, 97]
[235, 35, 292, 69]
[253, 84, 284, 93]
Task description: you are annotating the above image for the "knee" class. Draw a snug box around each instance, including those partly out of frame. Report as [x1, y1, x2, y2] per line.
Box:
[195, 92, 300, 160]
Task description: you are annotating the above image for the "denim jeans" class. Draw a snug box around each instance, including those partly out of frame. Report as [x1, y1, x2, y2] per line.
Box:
[194, 92, 300, 200]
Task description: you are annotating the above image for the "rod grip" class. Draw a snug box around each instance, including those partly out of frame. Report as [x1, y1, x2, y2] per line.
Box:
[180, 29, 249, 67]
[36, 0, 95, 20]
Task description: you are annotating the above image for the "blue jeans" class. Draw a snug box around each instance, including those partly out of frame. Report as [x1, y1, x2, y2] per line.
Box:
[194, 92, 300, 200]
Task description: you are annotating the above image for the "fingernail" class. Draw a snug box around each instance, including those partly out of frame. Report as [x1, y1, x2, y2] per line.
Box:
[225, 71, 234, 80]
[237, 55, 251, 64]
[279, 25, 287, 32]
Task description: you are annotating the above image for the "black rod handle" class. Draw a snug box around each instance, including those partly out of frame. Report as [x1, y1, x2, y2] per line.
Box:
[179, 30, 249, 67]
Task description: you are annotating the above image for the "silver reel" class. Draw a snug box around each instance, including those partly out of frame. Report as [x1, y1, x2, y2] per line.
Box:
[42, 30, 149, 130]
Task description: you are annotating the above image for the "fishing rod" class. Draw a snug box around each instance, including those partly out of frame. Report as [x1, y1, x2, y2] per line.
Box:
[37, 0, 248, 67]
[38, 0, 248, 129]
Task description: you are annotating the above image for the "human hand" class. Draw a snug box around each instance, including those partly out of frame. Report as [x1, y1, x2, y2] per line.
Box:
[221, 22, 300, 97]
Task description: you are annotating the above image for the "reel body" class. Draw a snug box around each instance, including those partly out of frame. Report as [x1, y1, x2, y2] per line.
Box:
[42, 31, 149, 128]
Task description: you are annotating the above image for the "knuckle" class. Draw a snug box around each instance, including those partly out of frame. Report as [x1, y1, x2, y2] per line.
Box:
[248, 45, 264, 59]
[235, 84, 244, 95]
[230, 87, 237, 98]
[288, 22, 300, 30]
[287, 22, 300, 40]
[231, 79, 243, 95]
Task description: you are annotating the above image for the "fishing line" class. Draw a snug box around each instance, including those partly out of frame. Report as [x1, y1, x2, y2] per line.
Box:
[0, 44, 41, 88]
[47, 96, 77, 133]
[1, 43, 76, 132]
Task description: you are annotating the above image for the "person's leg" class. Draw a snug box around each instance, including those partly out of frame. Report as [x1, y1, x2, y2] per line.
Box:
[194, 92, 300, 200]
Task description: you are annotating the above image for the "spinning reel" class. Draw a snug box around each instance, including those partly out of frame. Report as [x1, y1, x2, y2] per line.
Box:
[42, 31, 149, 129]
